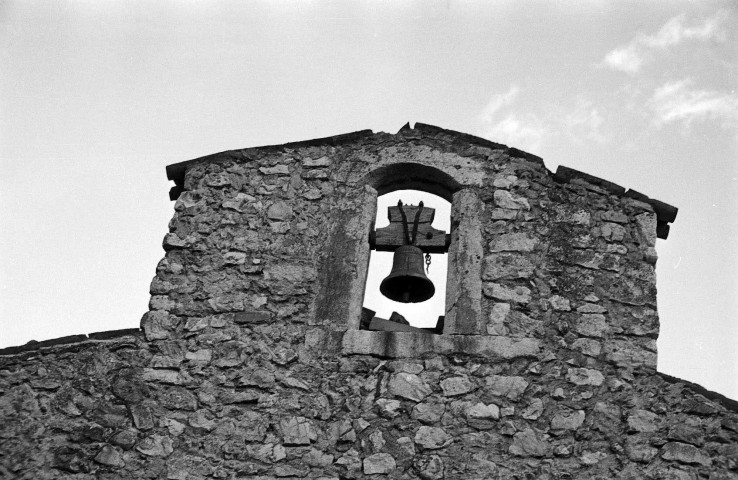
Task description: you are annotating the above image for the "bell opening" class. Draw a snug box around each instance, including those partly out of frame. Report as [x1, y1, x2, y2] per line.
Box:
[362, 190, 450, 330]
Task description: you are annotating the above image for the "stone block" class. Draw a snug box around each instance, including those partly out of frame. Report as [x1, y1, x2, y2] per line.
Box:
[136, 435, 173, 457]
[387, 372, 432, 402]
[566, 368, 604, 386]
[599, 222, 626, 242]
[363, 453, 396, 474]
[551, 409, 585, 430]
[414, 454, 444, 480]
[280, 416, 316, 445]
[414, 426, 452, 450]
[667, 423, 705, 446]
[494, 190, 530, 210]
[259, 165, 290, 175]
[627, 409, 659, 433]
[141, 310, 179, 340]
[412, 402, 446, 424]
[661, 442, 712, 466]
[485, 375, 529, 400]
[521, 398, 543, 420]
[94, 445, 125, 467]
[635, 212, 657, 247]
[483, 283, 531, 304]
[605, 338, 657, 369]
[234, 311, 271, 324]
[489, 233, 538, 252]
[487, 303, 510, 335]
[509, 428, 551, 457]
[483, 254, 535, 280]
[625, 437, 658, 463]
[303, 156, 331, 167]
[467, 402, 500, 422]
[574, 314, 608, 338]
[548, 295, 571, 311]
[553, 205, 592, 225]
[440, 376, 476, 397]
[571, 338, 602, 357]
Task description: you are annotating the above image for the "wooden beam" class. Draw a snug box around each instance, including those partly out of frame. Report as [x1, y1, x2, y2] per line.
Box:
[373, 224, 448, 252]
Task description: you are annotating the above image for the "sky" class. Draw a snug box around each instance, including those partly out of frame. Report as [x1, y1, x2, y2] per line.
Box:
[1, 1, 736, 399]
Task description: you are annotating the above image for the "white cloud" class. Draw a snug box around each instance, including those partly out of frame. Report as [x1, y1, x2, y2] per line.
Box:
[649, 79, 738, 128]
[477, 86, 548, 152]
[478, 88, 608, 152]
[603, 45, 643, 74]
[483, 114, 548, 152]
[479, 86, 519, 123]
[602, 12, 727, 73]
[643, 13, 724, 49]
[564, 99, 607, 143]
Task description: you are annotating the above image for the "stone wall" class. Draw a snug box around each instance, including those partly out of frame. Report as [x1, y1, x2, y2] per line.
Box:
[1, 124, 736, 479]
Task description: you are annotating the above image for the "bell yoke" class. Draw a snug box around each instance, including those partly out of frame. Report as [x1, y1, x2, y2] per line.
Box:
[372, 200, 450, 304]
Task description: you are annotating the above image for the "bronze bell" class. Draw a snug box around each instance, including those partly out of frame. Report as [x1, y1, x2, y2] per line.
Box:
[380, 245, 435, 303]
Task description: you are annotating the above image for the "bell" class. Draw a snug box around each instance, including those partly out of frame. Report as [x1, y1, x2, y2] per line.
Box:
[380, 245, 435, 303]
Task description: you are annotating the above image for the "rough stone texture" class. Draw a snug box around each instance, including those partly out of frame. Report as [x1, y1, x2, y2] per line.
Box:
[551, 409, 586, 430]
[414, 426, 452, 450]
[509, 428, 551, 457]
[2, 125, 735, 480]
[387, 372, 432, 402]
[363, 452, 396, 474]
[439, 375, 476, 397]
[486, 375, 529, 400]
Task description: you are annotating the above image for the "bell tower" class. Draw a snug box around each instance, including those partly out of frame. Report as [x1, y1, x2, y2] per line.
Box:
[3, 123, 737, 480]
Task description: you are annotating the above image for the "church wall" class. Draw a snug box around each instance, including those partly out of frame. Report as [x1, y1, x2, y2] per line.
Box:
[1, 126, 735, 479]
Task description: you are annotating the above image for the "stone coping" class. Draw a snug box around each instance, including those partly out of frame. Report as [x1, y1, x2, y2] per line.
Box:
[162, 123, 678, 238]
[554, 165, 678, 238]
[0, 328, 142, 357]
[341, 330, 541, 360]
[165, 123, 538, 191]
[658, 371, 738, 412]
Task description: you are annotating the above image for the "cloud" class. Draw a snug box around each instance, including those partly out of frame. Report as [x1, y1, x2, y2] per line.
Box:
[602, 12, 727, 73]
[479, 86, 520, 123]
[602, 46, 642, 74]
[564, 100, 607, 143]
[649, 79, 738, 128]
[477, 86, 548, 152]
[478, 89, 609, 152]
[483, 114, 549, 152]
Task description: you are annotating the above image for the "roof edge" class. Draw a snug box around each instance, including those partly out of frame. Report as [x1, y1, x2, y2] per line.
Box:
[554, 165, 678, 239]
[0, 328, 142, 357]
[165, 129, 376, 191]
[657, 371, 738, 413]
[161, 124, 678, 239]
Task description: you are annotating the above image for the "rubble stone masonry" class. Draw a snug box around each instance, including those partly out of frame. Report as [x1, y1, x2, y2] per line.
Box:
[1, 124, 736, 479]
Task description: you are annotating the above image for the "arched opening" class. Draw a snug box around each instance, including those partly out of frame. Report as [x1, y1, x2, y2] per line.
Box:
[362, 189, 451, 332]
[364, 162, 460, 201]
[313, 161, 482, 336]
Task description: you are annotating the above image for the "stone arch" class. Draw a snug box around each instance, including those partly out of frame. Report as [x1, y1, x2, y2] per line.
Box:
[363, 162, 462, 201]
[313, 161, 482, 335]
[362, 188, 451, 331]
